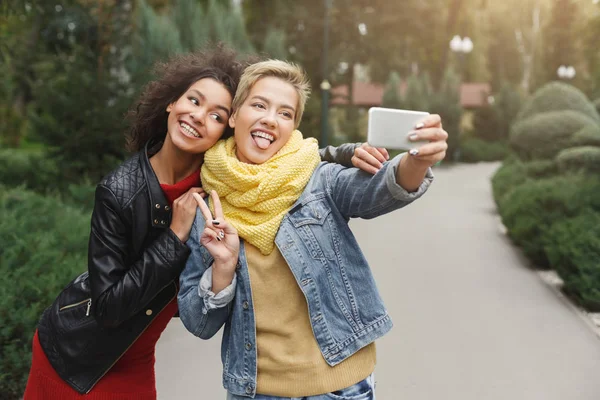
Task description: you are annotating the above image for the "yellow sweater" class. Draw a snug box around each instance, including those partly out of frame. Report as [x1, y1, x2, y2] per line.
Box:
[245, 244, 376, 397]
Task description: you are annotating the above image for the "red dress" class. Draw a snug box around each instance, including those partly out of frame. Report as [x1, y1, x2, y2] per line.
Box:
[23, 169, 201, 400]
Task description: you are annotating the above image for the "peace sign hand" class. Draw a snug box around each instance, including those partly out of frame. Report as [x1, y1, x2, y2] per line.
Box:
[192, 190, 240, 282]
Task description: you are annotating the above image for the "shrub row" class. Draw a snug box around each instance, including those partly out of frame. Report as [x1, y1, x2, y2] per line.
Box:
[0, 186, 91, 398]
[459, 138, 508, 163]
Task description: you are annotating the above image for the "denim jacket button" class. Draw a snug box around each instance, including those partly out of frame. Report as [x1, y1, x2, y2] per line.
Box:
[245, 385, 254, 394]
[242, 301, 249, 310]
[245, 342, 252, 350]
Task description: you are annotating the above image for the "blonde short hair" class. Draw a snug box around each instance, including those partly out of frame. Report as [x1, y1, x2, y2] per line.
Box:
[232, 60, 311, 128]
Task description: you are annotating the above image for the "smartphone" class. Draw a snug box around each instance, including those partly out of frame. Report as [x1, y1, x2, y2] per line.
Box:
[367, 107, 429, 150]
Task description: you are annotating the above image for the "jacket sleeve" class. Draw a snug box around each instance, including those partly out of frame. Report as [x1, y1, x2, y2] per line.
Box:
[326, 153, 434, 220]
[88, 184, 190, 328]
[177, 208, 234, 339]
[319, 143, 360, 167]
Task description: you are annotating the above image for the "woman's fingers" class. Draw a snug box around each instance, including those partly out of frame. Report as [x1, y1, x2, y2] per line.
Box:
[192, 192, 213, 222]
[408, 127, 448, 143]
[210, 190, 224, 221]
[351, 156, 380, 175]
[415, 114, 442, 130]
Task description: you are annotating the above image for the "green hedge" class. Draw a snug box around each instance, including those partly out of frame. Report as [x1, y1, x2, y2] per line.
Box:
[497, 175, 600, 268]
[459, 138, 509, 162]
[523, 160, 559, 179]
[517, 81, 600, 123]
[570, 124, 600, 147]
[545, 210, 600, 311]
[556, 146, 600, 174]
[491, 158, 527, 204]
[509, 110, 597, 160]
[0, 186, 90, 398]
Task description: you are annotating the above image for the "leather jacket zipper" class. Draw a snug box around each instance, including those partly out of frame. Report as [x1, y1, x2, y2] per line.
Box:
[59, 298, 92, 316]
[85, 282, 177, 394]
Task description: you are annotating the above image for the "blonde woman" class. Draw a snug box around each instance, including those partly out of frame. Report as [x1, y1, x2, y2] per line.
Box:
[178, 60, 448, 399]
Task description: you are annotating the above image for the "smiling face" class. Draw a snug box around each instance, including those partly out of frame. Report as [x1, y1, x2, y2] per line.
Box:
[165, 78, 233, 155]
[230, 77, 299, 164]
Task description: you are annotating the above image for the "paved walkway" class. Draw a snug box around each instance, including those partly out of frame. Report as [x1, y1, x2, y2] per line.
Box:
[156, 162, 600, 399]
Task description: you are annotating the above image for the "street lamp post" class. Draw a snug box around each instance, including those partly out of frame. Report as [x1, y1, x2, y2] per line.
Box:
[320, 0, 332, 147]
[449, 35, 473, 79]
[557, 65, 576, 80]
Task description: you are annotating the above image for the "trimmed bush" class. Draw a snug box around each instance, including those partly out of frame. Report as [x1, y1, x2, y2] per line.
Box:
[460, 138, 508, 162]
[517, 81, 600, 123]
[570, 124, 600, 147]
[497, 175, 600, 268]
[491, 158, 527, 204]
[0, 186, 90, 398]
[556, 146, 600, 174]
[509, 110, 597, 160]
[523, 160, 558, 179]
[545, 210, 600, 311]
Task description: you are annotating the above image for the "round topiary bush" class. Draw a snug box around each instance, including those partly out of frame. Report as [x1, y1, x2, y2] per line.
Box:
[556, 146, 600, 174]
[545, 209, 600, 311]
[509, 110, 597, 160]
[517, 81, 600, 123]
[523, 160, 558, 179]
[570, 124, 600, 147]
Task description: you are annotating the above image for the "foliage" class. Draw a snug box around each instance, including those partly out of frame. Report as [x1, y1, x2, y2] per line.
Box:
[540, 0, 583, 87]
[472, 105, 502, 142]
[556, 146, 600, 174]
[523, 159, 558, 179]
[491, 157, 527, 204]
[0, 149, 61, 193]
[0, 186, 91, 399]
[493, 83, 523, 137]
[497, 175, 600, 268]
[382, 71, 403, 109]
[29, 47, 130, 183]
[402, 73, 432, 112]
[509, 110, 597, 160]
[262, 28, 288, 59]
[570, 124, 600, 147]
[544, 210, 600, 311]
[516, 82, 600, 123]
[429, 68, 462, 161]
[459, 138, 508, 162]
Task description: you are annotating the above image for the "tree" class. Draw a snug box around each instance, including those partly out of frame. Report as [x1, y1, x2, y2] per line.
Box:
[382, 71, 403, 109]
[262, 28, 288, 59]
[540, 0, 582, 87]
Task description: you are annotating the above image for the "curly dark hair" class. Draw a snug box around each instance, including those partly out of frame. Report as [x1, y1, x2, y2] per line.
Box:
[125, 44, 254, 152]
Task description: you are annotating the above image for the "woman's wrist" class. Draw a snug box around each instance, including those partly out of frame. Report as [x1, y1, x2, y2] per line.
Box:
[211, 261, 237, 294]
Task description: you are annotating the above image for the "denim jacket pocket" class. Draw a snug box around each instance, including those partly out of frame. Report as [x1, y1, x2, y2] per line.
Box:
[289, 199, 336, 260]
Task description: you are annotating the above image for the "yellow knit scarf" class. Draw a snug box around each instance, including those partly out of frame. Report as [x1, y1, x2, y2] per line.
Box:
[201, 130, 320, 255]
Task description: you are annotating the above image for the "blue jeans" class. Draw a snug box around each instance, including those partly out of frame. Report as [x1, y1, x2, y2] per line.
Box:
[226, 374, 375, 400]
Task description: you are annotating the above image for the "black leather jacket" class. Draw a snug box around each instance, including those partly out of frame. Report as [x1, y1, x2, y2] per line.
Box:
[36, 141, 358, 394]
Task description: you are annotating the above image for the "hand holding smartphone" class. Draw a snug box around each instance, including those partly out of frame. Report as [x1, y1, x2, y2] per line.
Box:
[367, 107, 429, 150]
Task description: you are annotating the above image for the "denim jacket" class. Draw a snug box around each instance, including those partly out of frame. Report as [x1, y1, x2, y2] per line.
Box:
[178, 154, 433, 397]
